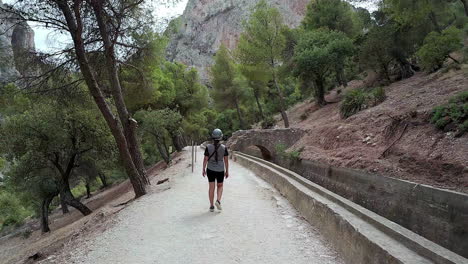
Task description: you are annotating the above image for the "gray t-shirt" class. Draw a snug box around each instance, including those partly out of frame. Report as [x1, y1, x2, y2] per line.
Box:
[204, 143, 229, 172]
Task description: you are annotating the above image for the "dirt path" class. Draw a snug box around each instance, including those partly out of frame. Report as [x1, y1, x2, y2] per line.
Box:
[56, 148, 343, 264]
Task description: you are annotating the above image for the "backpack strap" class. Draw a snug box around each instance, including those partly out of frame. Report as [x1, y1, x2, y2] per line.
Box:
[208, 144, 221, 161]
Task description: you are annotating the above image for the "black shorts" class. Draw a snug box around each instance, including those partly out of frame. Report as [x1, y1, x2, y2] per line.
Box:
[207, 169, 225, 183]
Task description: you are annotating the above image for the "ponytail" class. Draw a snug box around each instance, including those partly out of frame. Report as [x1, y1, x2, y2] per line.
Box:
[213, 139, 220, 162]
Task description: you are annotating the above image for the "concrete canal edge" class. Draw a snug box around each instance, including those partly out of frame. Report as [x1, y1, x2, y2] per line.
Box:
[234, 151, 468, 264]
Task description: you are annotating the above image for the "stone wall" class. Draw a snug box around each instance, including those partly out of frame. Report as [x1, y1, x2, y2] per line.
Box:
[235, 152, 467, 263]
[228, 129, 468, 258]
[227, 128, 305, 161]
[275, 157, 468, 258]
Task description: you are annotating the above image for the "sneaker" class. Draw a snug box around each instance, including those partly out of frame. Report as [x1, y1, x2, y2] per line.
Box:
[210, 206, 215, 212]
[215, 200, 222, 211]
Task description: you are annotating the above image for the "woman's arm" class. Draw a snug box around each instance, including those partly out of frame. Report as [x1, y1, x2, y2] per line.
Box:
[224, 156, 229, 178]
[202, 156, 208, 177]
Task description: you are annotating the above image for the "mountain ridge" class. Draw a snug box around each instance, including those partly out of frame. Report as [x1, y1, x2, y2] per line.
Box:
[166, 0, 309, 83]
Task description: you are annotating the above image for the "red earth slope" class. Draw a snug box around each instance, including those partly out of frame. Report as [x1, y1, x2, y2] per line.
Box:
[277, 69, 467, 192]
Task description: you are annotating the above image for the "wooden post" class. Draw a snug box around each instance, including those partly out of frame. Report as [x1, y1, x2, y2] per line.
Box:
[191, 140, 194, 173]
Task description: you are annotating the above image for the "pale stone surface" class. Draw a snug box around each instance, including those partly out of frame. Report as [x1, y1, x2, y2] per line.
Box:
[66, 148, 343, 264]
[0, 1, 35, 83]
[166, 0, 309, 83]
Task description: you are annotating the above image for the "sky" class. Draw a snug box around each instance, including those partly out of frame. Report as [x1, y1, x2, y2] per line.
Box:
[3, 0, 189, 52]
[3, 0, 376, 52]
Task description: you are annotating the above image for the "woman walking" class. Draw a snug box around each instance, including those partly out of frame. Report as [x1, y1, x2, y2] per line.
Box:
[202, 129, 229, 212]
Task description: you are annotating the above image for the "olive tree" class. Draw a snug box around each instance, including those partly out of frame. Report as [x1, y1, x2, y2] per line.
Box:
[293, 29, 354, 106]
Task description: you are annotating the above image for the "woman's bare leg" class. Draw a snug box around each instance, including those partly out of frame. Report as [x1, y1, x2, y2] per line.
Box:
[216, 182, 223, 202]
[209, 182, 215, 206]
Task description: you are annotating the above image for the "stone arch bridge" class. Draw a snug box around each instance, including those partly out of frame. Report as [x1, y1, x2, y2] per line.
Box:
[226, 128, 305, 161]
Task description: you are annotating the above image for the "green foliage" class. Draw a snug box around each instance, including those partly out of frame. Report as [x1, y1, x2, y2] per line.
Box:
[359, 25, 395, 80]
[378, 0, 465, 77]
[0, 192, 32, 230]
[287, 147, 304, 162]
[293, 29, 354, 105]
[71, 183, 88, 199]
[302, 0, 361, 37]
[135, 109, 183, 164]
[340, 89, 369, 118]
[236, 0, 291, 127]
[383, 0, 461, 31]
[275, 143, 287, 156]
[0, 83, 114, 224]
[164, 16, 183, 38]
[261, 116, 276, 129]
[211, 45, 249, 129]
[215, 109, 242, 137]
[237, 0, 286, 69]
[275, 144, 303, 161]
[105, 168, 128, 186]
[372, 87, 387, 105]
[416, 26, 463, 72]
[355, 7, 373, 29]
[340, 87, 388, 118]
[431, 91, 468, 136]
[0, 157, 6, 172]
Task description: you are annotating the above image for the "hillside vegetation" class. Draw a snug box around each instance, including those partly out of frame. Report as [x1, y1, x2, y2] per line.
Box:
[278, 69, 467, 192]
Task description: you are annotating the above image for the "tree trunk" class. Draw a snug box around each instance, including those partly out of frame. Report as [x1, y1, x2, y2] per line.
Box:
[181, 135, 188, 149]
[91, 2, 149, 186]
[448, 54, 460, 64]
[98, 173, 108, 188]
[398, 59, 414, 79]
[315, 78, 327, 106]
[60, 187, 92, 216]
[85, 181, 91, 199]
[154, 135, 171, 164]
[381, 63, 391, 82]
[336, 66, 348, 87]
[272, 72, 289, 128]
[170, 133, 183, 152]
[163, 140, 171, 160]
[429, 11, 441, 33]
[234, 99, 245, 129]
[461, 0, 468, 16]
[41, 195, 55, 233]
[253, 88, 265, 121]
[55, 0, 147, 198]
[60, 194, 69, 214]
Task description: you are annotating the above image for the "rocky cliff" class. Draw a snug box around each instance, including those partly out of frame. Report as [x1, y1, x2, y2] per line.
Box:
[0, 0, 35, 84]
[166, 0, 309, 83]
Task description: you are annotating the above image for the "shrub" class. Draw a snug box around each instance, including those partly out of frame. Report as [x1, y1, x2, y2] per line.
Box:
[275, 144, 304, 162]
[71, 182, 87, 198]
[371, 87, 386, 105]
[416, 26, 463, 72]
[287, 146, 304, 161]
[21, 229, 33, 239]
[275, 143, 287, 156]
[0, 192, 31, 230]
[261, 116, 276, 129]
[340, 89, 369, 118]
[431, 91, 468, 136]
[340, 87, 387, 118]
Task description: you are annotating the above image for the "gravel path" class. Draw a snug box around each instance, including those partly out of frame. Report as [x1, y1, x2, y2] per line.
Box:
[66, 148, 343, 264]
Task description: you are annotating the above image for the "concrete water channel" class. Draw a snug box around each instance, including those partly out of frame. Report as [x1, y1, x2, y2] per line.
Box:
[233, 151, 468, 264]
